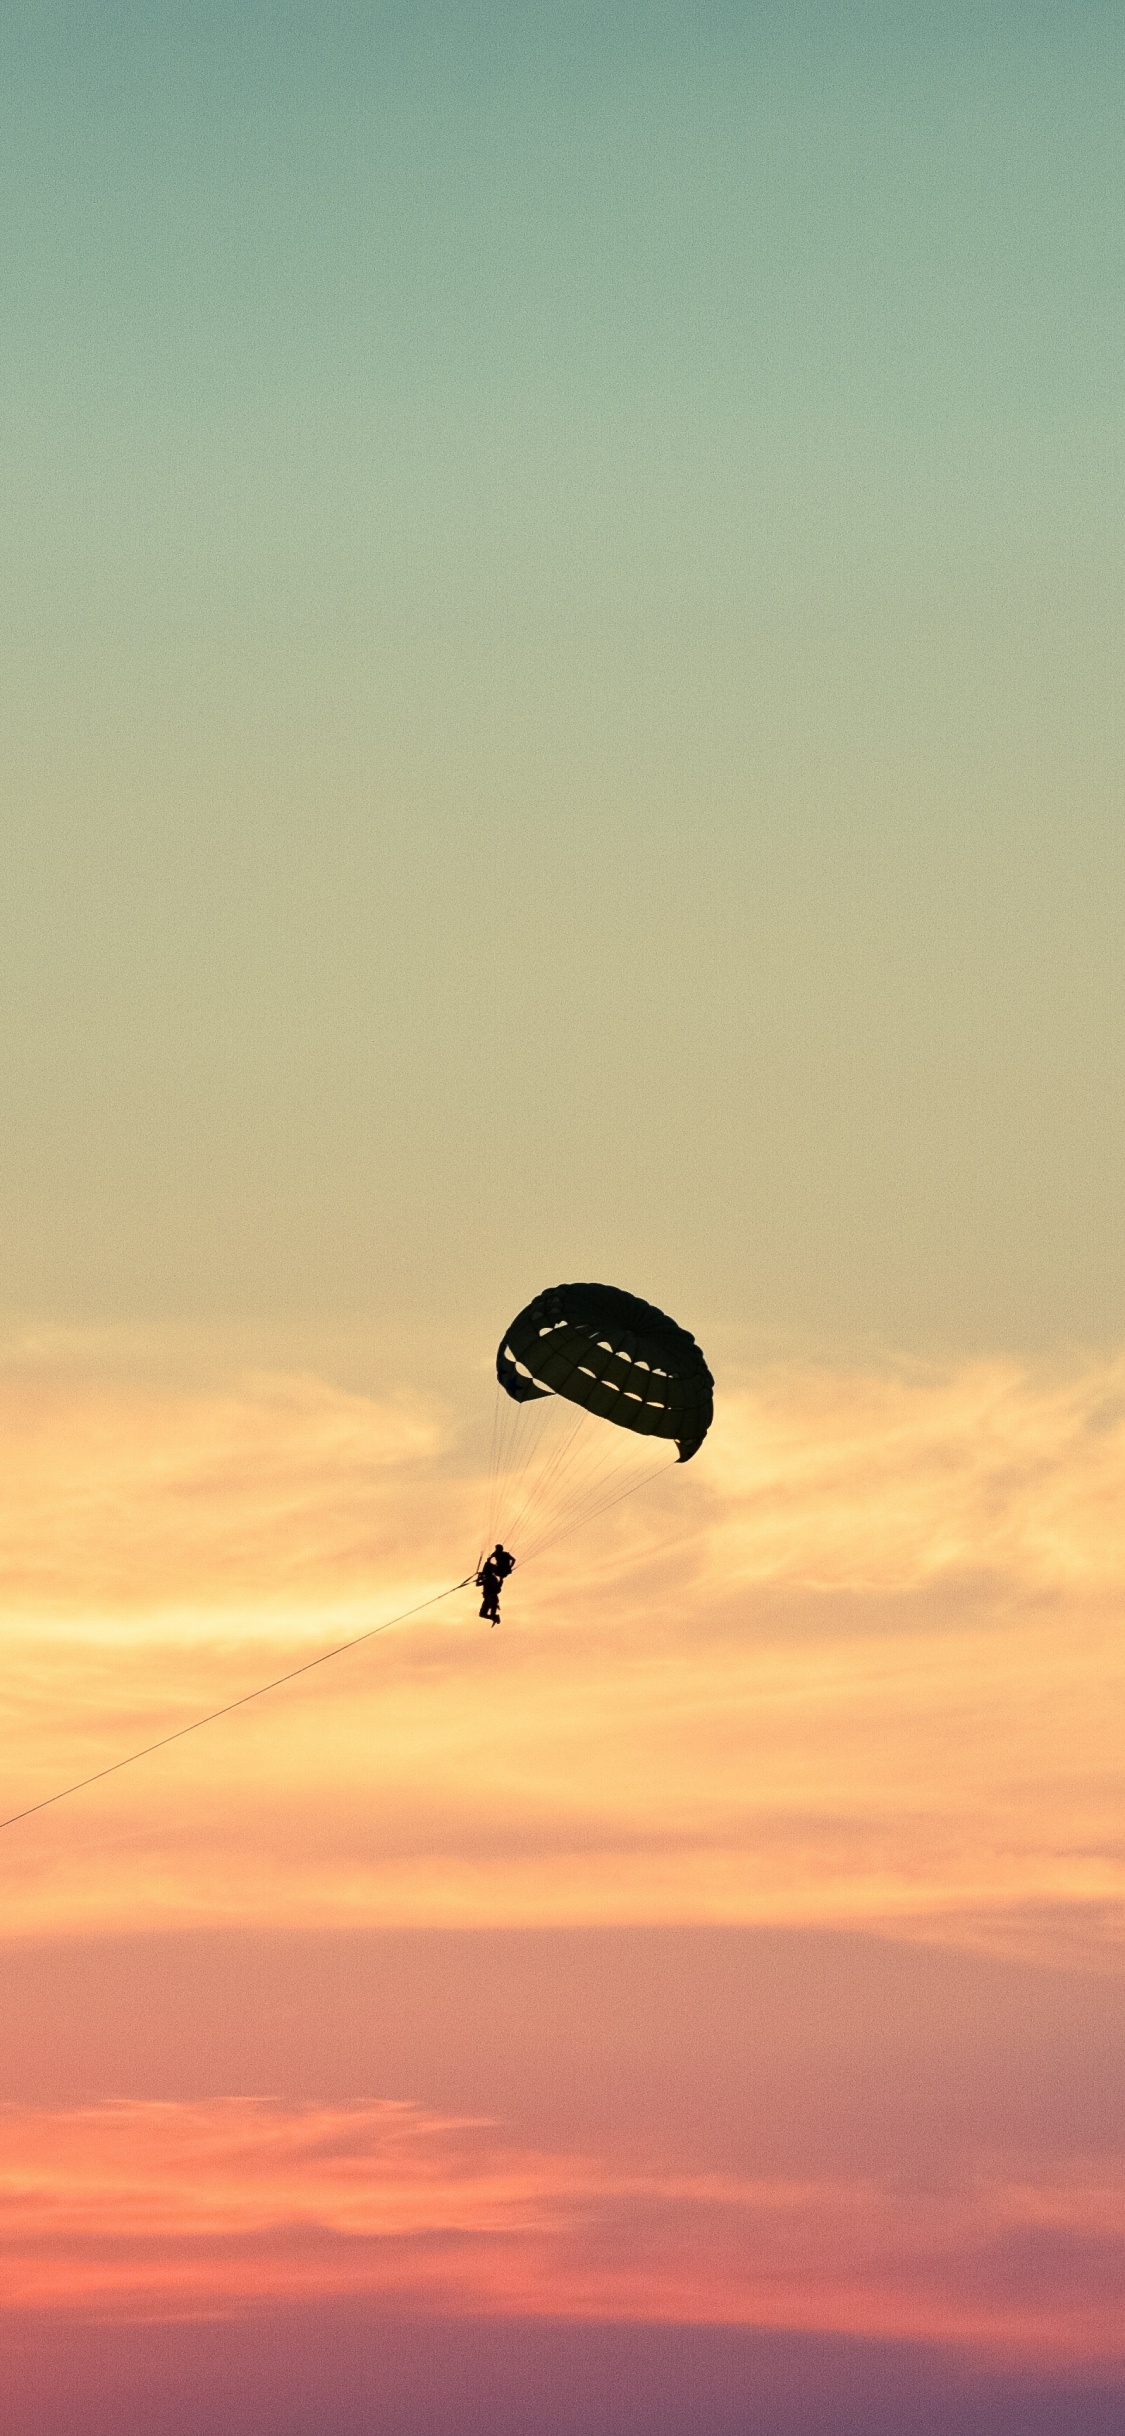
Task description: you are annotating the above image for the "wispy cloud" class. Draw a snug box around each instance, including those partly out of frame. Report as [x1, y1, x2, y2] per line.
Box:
[1, 2098, 1121, 2365]
[706, 1357, 1125, 1595]
[0, 1341, 1122, 1955]
[0, 1355, 455, 1614]
[4, 1342, 1123, 1613]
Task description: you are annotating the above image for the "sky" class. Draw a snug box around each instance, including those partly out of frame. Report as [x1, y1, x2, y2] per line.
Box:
[1, 5, 1123, 2432]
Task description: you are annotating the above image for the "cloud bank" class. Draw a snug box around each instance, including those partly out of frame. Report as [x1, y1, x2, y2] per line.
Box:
[0, 1340, 1121, 1957]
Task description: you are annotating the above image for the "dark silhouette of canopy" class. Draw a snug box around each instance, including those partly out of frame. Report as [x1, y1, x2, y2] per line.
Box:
[496, 1282, 713, 1462]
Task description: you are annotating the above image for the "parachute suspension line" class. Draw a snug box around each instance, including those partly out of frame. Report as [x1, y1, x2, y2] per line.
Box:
[513, 1416, 661, 1550]
[481, 1381, 496, 1554]
[514, 1433, 627, 1548]
[486, 1372, 539, 1550]
[482, 1383, 506, 1549]
[493, 1401, 607, 1552]
[482, 1377, 507, 1556]
[0, 1572, 478, 1838]
[501, 1403, 588, 1546]
[487, 1396, 673, 1562]
[518, 1442, 668, 1559]
[517, 1455, 676, 1566]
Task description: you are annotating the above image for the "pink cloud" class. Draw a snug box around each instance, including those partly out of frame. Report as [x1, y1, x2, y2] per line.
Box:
[0, 2098, 1122, 2366]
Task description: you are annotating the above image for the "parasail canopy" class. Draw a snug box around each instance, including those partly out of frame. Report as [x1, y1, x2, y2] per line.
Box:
[496, 1281, 714, 1463]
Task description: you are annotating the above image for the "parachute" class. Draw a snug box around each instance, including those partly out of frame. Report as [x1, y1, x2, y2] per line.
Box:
[483, 1283, 713, 1563]
[498, 1282, 713, 1459]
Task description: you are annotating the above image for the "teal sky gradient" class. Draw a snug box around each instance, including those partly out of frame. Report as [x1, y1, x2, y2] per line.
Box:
[3, 3, 1121, 1350]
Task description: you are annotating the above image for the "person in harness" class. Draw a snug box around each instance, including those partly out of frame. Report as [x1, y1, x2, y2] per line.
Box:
[477, 1544, 515, 1625]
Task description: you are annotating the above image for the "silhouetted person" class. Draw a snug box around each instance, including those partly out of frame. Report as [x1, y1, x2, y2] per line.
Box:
[477, 1543, 515, 1624]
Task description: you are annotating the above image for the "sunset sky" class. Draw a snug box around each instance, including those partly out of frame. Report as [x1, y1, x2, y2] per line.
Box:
[2, 6, 1123, 2432]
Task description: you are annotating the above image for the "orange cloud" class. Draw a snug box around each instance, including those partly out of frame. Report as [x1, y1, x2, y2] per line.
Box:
[708, 1357, 1125, 1595]
[0, 1336, 1122, 1959]
[0, 1346, 456, 1614]
[4, 1339, 1124, 1614]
